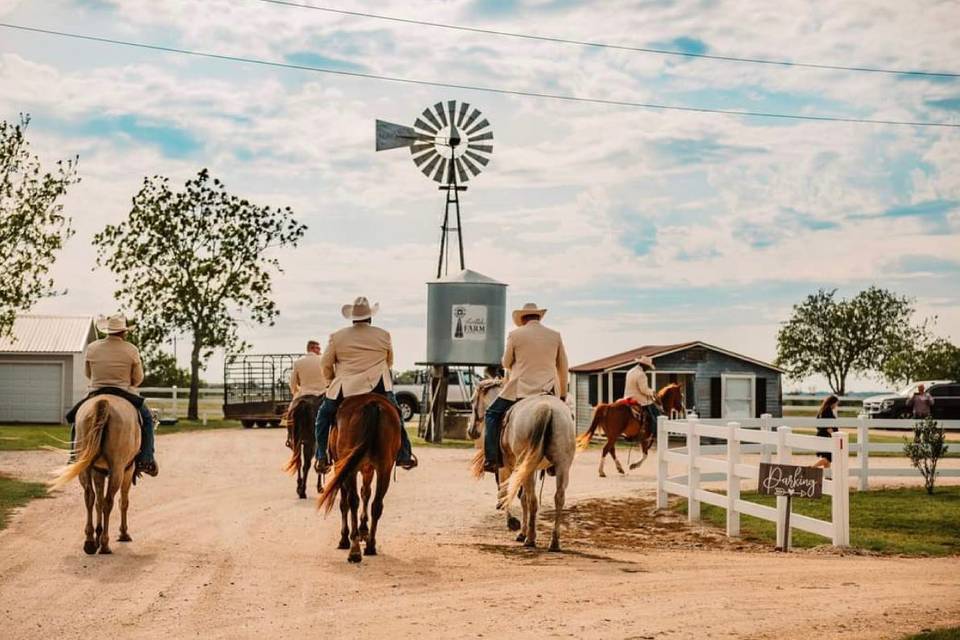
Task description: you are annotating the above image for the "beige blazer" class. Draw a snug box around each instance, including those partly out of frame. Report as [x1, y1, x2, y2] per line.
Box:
[622, 365, 656, 406]
[322, 323, 394, 399]
[499, 320, 568, 402]
[84, 336, 144, 394]
[290, 353, 328, 398]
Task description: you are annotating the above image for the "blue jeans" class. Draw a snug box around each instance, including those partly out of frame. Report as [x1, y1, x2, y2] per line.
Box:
[483, 397, 516, 466]
[70, 401, 155, 464]
[314, 390, 413, 463]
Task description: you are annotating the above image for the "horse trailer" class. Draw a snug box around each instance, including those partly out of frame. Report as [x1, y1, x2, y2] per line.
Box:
[222, 353, 298, 428]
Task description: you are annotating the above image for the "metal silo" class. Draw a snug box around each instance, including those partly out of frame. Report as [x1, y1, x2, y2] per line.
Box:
[426, 269, 507, 365]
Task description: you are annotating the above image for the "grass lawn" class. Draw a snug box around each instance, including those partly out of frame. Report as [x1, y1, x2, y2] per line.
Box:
[0, 419, 240, 452]
[677, 486, 960, 556]
[904, 629, 960, 640]
[0, 474, 47, 530]
[405, 424, 475, 449]
[788, 428, 959, 458]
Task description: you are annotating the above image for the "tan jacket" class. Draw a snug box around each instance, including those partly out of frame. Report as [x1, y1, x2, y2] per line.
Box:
[321, 323, 394, 399]
[623, 365, 656, 406]
[499, 320, 568, 402]
[84, 336, 144, 394]
[289, 353, 328, 398]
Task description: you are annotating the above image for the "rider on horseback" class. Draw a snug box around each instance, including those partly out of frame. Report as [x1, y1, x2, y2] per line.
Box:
[67, 314, 158, 477]
[483, 302, 569, 473]
[284, 339, 328, 448]
[622, 355, 661, 435]
[313, 297, 417, 473]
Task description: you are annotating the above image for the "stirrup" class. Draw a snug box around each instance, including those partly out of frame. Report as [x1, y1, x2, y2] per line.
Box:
[397, 453, 418, 470]
[314, 457, 331, 474]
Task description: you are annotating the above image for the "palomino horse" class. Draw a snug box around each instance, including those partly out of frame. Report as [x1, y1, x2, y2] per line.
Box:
[317, 394, 401, 563]
[470, 384, 576, 552]
[51, 396, 140, 555]
[576, 382, 684, 478]
[282, 394, 323, 499]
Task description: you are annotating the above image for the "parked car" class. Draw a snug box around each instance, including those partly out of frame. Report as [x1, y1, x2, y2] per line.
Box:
[862, 380, 959, 419]
[393, 368, 478, 422]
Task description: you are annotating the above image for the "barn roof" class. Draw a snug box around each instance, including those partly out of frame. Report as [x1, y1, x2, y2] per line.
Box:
[569, 341, 784, 374]
[0, 315, 97, 354]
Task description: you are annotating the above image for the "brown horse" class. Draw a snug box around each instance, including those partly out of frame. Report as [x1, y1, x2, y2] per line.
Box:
[317, 394, 401, 563]
[51, 396, 140, 555]
[282, 394, 323, 499]
[576, 383, 684, 478]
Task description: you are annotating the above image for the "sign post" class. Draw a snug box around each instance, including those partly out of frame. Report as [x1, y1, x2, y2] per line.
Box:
[758, 462, 823, 552]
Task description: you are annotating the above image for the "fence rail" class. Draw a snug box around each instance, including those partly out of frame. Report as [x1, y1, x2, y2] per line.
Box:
[139, 386, 223, 419]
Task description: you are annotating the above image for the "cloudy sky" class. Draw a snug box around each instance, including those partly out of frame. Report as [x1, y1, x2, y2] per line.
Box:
[2, 0, 959, 391]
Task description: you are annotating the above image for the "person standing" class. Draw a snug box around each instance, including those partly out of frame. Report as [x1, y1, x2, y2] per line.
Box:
[906, 384, 935, 419]
[483, 302, 569, 473]
[813, 394, 840, 469]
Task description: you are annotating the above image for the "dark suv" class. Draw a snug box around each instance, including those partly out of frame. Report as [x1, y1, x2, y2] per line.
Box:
[862, 380, 960, 419]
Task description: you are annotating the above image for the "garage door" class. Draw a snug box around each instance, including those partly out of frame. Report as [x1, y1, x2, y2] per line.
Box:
[0, 362, 63, 423]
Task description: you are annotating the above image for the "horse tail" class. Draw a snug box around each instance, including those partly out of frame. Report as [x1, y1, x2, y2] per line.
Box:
[469, 448, 486, 479]
[51, 398, 110, 490]
[576, 404, 606, 452]
[282, 402, 309, 475]
[498, 402, 553, 511]
[316, 401, 379, 513]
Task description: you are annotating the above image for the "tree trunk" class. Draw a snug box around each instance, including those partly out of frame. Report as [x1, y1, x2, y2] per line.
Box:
[188, 335, 202, 421]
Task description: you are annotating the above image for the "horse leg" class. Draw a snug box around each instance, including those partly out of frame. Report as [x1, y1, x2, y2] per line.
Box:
[609, 442, 625, 475]
[295, 443, 305, 499]
[358, 467, 373, 541]
[337, 485, 350, 550]
[347, 475, 362, 563]
[365, 467, 390, 556]
[630, 436, 653, 470]
[497, 469, 520, 531]
[98, 470, 121, 554]
[302, 438, 315, 498]
[522, 474, 538, 548]
[549, 466, 569, 552]
[81, 472, 97, 555]
[117, 466, 134, 542]
[516, 480, 528, 543]
[93, 470, 106, 549]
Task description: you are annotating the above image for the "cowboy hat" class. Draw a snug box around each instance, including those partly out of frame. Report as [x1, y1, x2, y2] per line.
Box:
[341, 296, 379, 321]
[634, 355, 656, 370]
[96, 313, 135, 335]
[512, 302, 547, 327]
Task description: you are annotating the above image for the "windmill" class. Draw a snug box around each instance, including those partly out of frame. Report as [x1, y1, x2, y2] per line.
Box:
[376, 100, 494, 278]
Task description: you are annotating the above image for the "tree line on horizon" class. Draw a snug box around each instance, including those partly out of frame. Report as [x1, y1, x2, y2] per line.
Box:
[1, 114, 957, 415]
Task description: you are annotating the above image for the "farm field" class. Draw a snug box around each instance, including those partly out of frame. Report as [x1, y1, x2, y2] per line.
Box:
[0, 428, 958, 639]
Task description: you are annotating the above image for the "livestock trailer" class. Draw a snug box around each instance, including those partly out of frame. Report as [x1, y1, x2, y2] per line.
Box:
[222, 353, 298, 427]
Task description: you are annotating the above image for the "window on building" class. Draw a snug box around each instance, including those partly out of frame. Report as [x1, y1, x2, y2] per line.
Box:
[722, 374, 755, 419]
[588, 374, 599, 406]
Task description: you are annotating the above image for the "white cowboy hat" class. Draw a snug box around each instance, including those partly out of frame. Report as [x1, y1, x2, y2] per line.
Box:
[512, 302, 547, 327]
[96, 313, 135, 335]
[635, 355, 656, 370]
[341, 296, 379, 321]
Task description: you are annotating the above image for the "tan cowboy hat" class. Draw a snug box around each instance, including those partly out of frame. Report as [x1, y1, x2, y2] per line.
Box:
[635, 355, 656, 370]
[96, 313, 135, 335]
[512, 302, 547, 327]
[341, 296, 379, 321]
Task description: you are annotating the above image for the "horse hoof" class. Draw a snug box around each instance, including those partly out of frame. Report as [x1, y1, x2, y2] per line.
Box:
[337, 539, 351, 550]
[348, 552, 362, 563]
[515, 533, 526, 543]
[507, 516, 521, 531]
[617, 468, 625, 475]
[364, 546, 377, 556]
[118, 532, 132, 542]
[83, 541, 98, 555]
[523, 540, 536, 549]
[99, 546, 112, 555]
[598, 471, 606, 478]
[548, 541, 561, 553]
[297, 492, 306, 500]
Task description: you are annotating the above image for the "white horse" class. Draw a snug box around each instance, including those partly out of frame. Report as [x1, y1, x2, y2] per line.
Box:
[470, 382, 575, 551]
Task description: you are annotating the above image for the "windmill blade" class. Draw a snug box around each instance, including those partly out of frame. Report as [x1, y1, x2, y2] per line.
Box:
[465, 150, 490, 166]
[454, 157, 469, 183]
[462, 108, 481, 130]
[460, 154, 482, 176]
[469, 131, 494, 142]
[409, 142, 435, 155]
[375, 120, 418, 151]
[457, 102, 470, 127]
[432, 157, 448, 183]
[412, 148, 438, 167]
[421, 108, 442, 131]
[420, 152, 441, 177]
[434, 102, 448, 127]
[466, 118, 490, 135]
[467, 143, 493, 154]
[448, 100, 457, 129]
[414, 117, 438, 134]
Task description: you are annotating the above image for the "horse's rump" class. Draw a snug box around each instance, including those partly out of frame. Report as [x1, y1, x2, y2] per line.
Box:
[283, 394, 322, 475]
[51, 395, 140, 489]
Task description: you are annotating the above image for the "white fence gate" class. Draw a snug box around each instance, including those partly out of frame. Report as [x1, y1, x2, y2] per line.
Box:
[655, 416, 851, 547]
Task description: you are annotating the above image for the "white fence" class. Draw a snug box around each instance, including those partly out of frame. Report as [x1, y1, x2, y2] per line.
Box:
[140, 386, 223, 419]
[656, 415, 850, 547]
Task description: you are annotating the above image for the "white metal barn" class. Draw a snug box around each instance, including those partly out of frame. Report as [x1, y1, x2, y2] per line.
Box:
[0, 315, 97, 423]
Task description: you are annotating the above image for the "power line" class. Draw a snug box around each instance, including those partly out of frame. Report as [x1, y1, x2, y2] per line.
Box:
[253, 0, 960, 79]
[2, 23, 958, 129]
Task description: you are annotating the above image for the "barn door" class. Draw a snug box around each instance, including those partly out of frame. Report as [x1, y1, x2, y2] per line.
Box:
[755, 378, 768, 418]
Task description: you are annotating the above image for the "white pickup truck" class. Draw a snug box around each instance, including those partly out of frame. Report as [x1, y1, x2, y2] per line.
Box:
[392, 369, 478, 422]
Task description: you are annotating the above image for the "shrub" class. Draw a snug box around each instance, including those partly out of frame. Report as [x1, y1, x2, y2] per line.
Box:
[903, 416, 949, 495]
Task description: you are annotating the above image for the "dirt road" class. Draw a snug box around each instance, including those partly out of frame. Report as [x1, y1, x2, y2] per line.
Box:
[1, 429, 957, 639]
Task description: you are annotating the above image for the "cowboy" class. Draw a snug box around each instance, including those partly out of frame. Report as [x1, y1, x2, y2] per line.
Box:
[622, 355, 661, 434]
[283, 339, 328, 447]
[314, 297, 417, 473]
[67, 314, 158, 477]
[483, 302, 569, 473]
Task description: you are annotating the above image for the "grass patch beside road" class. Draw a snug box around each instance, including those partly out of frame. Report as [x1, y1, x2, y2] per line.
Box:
[904, 629, 960, 640]
[406, 424, 475, 449]
[677, 486, 960, 556]
[0, 475, 47, 530]
[0, 420, 240, 452]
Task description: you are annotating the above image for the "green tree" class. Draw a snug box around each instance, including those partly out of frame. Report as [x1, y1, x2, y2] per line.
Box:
[94, 169, 305, 419]
[776, 287, 927, 395]
[883, 337, 960, 385]
[0, 115, 79, 336]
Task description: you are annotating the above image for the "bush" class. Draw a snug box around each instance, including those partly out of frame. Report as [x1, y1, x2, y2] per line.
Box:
[903, 416, 949, 495]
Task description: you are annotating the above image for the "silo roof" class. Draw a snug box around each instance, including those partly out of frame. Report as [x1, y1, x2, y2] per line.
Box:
[430, 269, 506, 285]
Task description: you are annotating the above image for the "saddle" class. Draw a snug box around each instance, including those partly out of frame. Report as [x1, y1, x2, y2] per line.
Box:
[65, 387, 144, 424]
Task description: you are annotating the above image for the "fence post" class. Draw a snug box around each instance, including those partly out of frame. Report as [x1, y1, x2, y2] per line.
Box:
[686, 420, 700, 523]
[857, 414, 869, 491]
[171, 385, 178, 418]
[726, 421, 741, 537]
[760, 413, 772, 464]
[775, 425, 793, 549]
[656, 415, 668, 510]
[831, 431, 850, 547]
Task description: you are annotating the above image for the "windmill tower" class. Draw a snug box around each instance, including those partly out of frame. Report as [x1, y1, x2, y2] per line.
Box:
[376, 100, 494, 278]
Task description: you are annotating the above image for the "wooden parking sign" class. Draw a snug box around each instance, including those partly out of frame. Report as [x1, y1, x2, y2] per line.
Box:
[758, 463, 823, 499]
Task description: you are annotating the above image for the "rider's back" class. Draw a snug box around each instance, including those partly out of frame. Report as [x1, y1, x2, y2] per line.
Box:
[322, 324, 394, 398]
[501, 320, 567, 401]
[85, 336, 143, 393]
